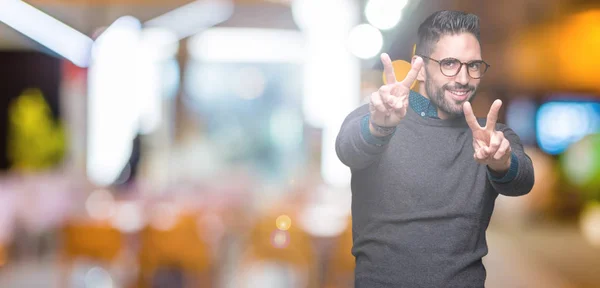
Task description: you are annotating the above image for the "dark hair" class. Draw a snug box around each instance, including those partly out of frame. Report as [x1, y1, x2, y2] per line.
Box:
[415, 10, 480, 58]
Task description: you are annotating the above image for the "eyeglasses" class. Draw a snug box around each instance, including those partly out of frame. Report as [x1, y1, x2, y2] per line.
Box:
[416, 55, 490, 79]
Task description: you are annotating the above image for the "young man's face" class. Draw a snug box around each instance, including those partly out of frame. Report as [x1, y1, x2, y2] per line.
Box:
[421, 33, 482, 119]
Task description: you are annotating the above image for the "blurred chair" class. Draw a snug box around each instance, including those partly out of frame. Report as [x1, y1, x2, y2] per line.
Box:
[136, 212, 213, 288]
[62, 220, 124, 263]
[323, 217, 354, 288]
[236, 210, 319, 288]
[60, 220, 125, 286]
[0, 243, 6, 269]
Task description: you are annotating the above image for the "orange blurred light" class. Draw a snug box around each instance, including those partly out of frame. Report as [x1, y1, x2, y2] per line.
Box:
[0, 246, 5, 267]
[507, 9, 600, 93]
[382, 60, 418, 89]
[276, 215, 292, 231]
[554, 10, 600, 91]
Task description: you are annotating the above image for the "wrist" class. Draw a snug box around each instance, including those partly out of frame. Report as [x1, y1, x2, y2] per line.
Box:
[487, 158, 511, 174]
[369, 120, 396, 137]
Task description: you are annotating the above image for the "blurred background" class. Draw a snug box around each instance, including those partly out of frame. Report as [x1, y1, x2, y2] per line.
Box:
[0, 0, 599, 287]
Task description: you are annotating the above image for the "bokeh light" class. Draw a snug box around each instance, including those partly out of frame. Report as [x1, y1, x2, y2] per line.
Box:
[275, 215, 292, 231]
[561, 133, 600, 196]
[536, 101, 600, 155]
[84, 266, 114, 288]
[348, 24, 383, 59]
[85, 189, 116, 221]
[381, 60, 418, 89]
[111, 202, 144, 233]
[297, 185, 351, 237]
[580, 202, 600, 247]
[365, 0, 407, 30]
[149, 202, 179, 231]
[506, 98, 538, 146]
[270, 230, 290, 249]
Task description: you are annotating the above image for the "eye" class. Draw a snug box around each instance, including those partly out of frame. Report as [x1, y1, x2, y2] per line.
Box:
[468, 61, 483, 71]
[441, 59, 459, 69]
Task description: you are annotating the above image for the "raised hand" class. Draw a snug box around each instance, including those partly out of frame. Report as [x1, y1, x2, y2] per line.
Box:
[369, 53, 423, 136]
[463, 100, 512, 173]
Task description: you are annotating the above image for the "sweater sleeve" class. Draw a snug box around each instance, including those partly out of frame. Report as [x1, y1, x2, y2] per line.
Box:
[487, 152, 519, 183]
[488, 123, 535, 196]
[335, 104, 394, 170]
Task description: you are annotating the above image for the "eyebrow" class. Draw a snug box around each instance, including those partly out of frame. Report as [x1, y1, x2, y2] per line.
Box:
[439, 57, 484, 62]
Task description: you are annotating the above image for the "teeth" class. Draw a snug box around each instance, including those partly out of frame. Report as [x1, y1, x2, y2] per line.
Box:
[450, 91, 467, 96]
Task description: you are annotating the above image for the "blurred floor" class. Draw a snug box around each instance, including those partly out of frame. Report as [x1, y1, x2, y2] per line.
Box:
[1, 224, 599, 287]
[485, 222, 600, 288]
[0, 257, 60, 288]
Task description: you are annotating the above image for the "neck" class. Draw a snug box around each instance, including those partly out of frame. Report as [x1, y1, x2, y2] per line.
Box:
[437, 110, 452, 120]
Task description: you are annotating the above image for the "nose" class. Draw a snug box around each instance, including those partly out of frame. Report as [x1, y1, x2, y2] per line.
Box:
[454, 63, 470, 85]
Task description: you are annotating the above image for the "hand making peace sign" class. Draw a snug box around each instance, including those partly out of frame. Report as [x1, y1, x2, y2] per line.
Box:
[369, 53, 424, 131]
[463, 100, 512, 173]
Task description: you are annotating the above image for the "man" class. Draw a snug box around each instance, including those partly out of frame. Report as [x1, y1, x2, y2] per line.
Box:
[335, 10, 535, 287]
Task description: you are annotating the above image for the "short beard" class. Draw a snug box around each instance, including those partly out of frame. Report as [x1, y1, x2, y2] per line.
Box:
[424, 70, 476, 118]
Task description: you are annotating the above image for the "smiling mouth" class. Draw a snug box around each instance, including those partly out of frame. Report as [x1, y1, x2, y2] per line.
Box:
[446, 89, 471, 101]
[448, 90, 469, 96]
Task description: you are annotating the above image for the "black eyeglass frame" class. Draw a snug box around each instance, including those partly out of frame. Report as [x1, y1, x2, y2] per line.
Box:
[416, 55, 490, 79]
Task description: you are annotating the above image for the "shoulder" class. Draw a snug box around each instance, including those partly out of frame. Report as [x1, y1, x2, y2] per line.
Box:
[344, 104, 370, 121]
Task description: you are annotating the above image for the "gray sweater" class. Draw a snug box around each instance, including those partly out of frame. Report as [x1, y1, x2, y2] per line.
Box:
[335, 103, 535, 287]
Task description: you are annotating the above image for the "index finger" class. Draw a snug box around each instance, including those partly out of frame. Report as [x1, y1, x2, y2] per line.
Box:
[399, 56, 423, 89]
[462, 101, 480, 131]
[485, 100, 503, 131]
[381, 53, 397, 84]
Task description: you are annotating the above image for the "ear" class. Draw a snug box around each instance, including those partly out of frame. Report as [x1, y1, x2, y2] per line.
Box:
[416, 62, 426, 82]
